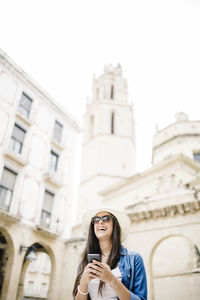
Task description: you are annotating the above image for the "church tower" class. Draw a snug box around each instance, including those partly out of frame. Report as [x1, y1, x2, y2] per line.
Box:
[76, 64, 136, 222]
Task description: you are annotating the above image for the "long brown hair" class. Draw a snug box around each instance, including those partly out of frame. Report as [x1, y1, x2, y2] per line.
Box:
[72, 213, 122, 298]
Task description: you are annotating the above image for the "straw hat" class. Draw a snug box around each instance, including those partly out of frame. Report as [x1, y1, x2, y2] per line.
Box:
[82, 207, 131, 242]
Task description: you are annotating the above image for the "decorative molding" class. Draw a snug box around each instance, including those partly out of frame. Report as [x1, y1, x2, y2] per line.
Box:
[128, 200, 200, 222]
[35, 225, 59, 239]
[15, 112, 32, 127]
[43, 171, 62, 188]
[0, 209, 20, 223]
[65, 237, 85, 246]
[3, 150, 27, 167]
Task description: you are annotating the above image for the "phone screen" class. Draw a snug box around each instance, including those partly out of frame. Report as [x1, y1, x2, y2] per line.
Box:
[87, 253, 101, 263]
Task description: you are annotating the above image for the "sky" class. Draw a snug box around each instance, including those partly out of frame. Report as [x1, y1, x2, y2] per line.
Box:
[1, 0, 200, 173]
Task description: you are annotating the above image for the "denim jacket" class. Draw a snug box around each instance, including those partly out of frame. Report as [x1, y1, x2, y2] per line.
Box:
[118, 246, 147, 300]
[74, 246, 147, 300]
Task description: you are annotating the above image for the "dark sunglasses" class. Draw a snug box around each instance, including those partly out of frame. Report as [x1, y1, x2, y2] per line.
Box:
[91, 215, 113, 224]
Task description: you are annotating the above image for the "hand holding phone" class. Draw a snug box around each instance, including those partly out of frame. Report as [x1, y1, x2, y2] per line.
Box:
[87, 253, 101, 263]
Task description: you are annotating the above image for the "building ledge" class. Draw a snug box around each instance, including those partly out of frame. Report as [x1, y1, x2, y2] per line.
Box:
[35, 225, 60, 239]
[3, 149, 27, 167]
[0, 209, 20, 223]
[65, 236, 85, 246]
[51, 138, 64, 151]
[15, 111, 32, 127]
[43, 171, 62, 188]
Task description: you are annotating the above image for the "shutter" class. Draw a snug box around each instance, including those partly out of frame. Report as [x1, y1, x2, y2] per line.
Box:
[1, 168, 17, 190]
[43, 191, 54, 213]
[13, 124, 26, 143]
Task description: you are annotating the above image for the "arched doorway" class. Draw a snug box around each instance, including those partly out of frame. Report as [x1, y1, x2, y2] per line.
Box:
[17, 243, 53, 300]
[150, 235, 200, 300]
[0, 228, 14, 299]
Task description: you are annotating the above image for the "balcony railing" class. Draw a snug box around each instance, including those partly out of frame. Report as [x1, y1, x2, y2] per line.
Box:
[0, 185, 12, 212]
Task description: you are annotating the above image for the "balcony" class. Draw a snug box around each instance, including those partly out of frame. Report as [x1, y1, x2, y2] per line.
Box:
[35, 210, 59, 239]
[43, 170, 62, 188]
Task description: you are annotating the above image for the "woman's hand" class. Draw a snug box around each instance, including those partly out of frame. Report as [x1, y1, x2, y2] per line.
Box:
[80, 262, 100, 285]
[89, 260, 115, 285]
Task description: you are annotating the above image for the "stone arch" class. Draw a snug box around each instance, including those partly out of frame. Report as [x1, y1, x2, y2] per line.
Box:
[149, 234, 200, 300]
[16, 241, 55, 300]
[0, 226, 15, 299]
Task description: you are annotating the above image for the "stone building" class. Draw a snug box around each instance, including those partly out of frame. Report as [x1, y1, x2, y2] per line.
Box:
[1, 49, 200, 300]
[67, 66, 200, 300]
[0, 49, 79, 300]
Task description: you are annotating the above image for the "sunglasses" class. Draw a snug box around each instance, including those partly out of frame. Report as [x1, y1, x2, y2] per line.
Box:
[91, 215, 113, 224]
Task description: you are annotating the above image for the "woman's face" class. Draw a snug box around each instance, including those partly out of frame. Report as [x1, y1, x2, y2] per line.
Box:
[93, 211, 113, 241]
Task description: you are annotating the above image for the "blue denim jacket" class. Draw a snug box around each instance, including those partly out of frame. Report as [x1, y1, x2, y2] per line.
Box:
[75, 246, 147, 300]
[118, 246, 147, 300]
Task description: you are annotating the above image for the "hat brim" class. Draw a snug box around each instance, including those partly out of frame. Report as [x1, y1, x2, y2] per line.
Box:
[82, 207, 130, 242]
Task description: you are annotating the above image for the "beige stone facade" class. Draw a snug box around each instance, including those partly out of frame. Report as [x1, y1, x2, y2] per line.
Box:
[0, 50, 200, 300]
[0, 49, 79, 300]
[69, 66, 200, 300]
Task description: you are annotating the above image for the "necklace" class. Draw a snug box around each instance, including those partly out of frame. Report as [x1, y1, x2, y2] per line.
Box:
[102, 254, 109, 258]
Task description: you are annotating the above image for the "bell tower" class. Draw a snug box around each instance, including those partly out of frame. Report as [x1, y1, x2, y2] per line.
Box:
[76, 64, 136, 222]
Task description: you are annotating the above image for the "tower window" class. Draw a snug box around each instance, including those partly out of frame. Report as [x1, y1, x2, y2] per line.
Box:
[111, 112, 115, 134]
[111, 85, 114, 99]
[90, 115, 94, 138]
[96, 88, 99, 101]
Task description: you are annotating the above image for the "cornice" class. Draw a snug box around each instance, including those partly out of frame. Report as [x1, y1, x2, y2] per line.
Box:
[100, 154, 200, 196]
[128, 200, 200, 223]
[153, 133, 200, 151]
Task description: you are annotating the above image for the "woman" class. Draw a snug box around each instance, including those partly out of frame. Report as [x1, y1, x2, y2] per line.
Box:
[72, 207, 147, 300]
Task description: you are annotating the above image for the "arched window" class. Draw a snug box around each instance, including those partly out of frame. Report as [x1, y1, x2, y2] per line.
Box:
[90, 115, 94, 138]
[96, 88, 99, 101]
[111, 112, 115, 134]
[111, 85, 114, 99]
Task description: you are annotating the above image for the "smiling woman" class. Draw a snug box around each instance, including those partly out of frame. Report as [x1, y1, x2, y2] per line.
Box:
[72, 207, 147, 300]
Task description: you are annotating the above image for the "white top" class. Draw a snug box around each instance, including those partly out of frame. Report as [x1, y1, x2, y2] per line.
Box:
[88, 266, 122, 299]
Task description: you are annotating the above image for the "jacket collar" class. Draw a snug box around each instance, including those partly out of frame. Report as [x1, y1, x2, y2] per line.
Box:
[120, 245, 127, 255]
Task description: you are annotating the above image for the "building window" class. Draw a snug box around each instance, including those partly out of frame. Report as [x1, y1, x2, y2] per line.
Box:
[193, 152, 200, 162]
[43, 254, 51, 274]
[53, 120, 63, 143]
[0, 168, 17, 211]
[18, 92, 33, 118]
[27, 281, 34, 294]
[111, 112, 115, 134]
[9, 124, 26, 154]
[111, 85, 114, 99]
[40, 282, 48, 297]
[41, 191, 54, 228]
[49, 150, 59, 171]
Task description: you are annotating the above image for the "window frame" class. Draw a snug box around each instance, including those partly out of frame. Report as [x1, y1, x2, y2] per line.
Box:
[18, 92, 33, 118]
[10, 123, 26, 154]
[53, 120, 63, 143]
[0, 167, 17, 211]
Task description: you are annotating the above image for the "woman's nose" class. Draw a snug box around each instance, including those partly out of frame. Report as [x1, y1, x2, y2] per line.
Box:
[98, 218, 103, 224]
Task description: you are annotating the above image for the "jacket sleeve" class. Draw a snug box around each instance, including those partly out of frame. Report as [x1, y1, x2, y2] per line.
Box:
[130, 253, 147, 300]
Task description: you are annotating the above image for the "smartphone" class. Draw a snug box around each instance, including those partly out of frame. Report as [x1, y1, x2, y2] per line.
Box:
[87, 253, 101, 263]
